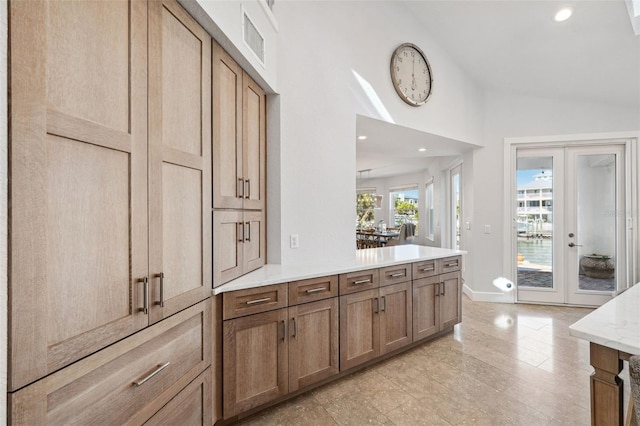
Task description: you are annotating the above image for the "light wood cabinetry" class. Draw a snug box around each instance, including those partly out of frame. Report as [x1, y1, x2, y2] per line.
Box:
[222, 277, 339, 418]
[8, 0, 213, 422]
[340, 265, 413, 371]
[9, 300, 212, 425]
[212, 41, 266, 287]
[413, 257, 462, 342]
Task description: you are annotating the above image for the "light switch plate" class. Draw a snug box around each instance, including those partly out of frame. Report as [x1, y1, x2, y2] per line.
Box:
[290, 234, 299, 249]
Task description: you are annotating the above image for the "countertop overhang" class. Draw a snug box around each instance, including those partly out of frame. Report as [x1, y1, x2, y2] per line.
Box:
[569, 283, 640, 355]
[214, 244, 466, 294]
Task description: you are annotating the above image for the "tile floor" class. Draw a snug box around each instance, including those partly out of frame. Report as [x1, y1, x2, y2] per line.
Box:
[236, 296, 631, 425]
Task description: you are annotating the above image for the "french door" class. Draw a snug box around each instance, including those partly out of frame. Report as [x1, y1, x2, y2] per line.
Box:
[515, 144, 627, 306]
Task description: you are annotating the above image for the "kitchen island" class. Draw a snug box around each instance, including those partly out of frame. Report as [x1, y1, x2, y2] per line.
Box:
[215, 244, 465, 421]
[569, 284, 640, 425]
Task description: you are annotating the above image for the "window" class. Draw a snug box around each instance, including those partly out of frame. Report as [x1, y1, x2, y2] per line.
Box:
[389, 185, 419, 233]
[425, 179, 435, 241]
[356, 188, 378, 229]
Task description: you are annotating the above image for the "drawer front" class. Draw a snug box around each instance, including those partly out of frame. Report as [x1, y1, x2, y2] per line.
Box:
[413, 259, 439, 279]
[339, 269, 379, 295]
[379, 264, 411, 286]
[289, 275, 338, 305]
[222, 283, 288, 320]
[440, 256, 462, 273]
[9, 300, 211, 426]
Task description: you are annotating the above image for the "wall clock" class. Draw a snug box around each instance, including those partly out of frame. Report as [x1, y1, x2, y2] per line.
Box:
[390, 43, 433, 106]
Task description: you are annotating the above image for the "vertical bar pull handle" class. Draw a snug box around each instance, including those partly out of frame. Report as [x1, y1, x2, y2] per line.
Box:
[237, 178, 244, 198]
[245, 221, 251, 242]
[291, 318, 297, 338]
[139, 276, 149, 314]
[374, 297, 379, 314]
[245, 179, 251, 199]
[435, 283, 440, 297]
[280, 320, 287, 341]
[237, 222, 244, 243]
[441, 282, 445, 296]
[156, 272, 165, 307]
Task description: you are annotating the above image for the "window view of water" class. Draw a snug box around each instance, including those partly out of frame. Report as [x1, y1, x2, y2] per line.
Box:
[518, 238, 552, 268]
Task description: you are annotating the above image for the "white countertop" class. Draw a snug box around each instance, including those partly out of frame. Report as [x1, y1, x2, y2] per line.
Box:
[569, 283, 640, 355]
[214, 245, 465, 294]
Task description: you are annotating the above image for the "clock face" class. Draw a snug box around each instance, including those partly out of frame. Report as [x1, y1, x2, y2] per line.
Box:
[390, 43, 433, 106]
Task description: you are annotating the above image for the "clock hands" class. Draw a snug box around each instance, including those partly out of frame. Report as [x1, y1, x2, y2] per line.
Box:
[411, 56, 417, 91]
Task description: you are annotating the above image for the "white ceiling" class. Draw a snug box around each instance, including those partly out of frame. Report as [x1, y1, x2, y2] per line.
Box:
[357, 0, 640, 179]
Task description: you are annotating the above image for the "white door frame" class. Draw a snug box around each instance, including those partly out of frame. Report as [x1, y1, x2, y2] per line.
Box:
[503, 132, 639, 305]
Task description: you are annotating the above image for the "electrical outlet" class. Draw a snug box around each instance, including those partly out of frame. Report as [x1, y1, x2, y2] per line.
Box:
[290, 234, 299, 249]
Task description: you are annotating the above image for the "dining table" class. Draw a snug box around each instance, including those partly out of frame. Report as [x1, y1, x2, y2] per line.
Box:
[356, 230, 400, 248]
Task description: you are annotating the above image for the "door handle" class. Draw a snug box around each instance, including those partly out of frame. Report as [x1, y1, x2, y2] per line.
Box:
[568, 242, 583, 247]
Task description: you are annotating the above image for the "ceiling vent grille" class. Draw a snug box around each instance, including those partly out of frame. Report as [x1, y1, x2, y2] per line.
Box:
[243, 13, 265, 64]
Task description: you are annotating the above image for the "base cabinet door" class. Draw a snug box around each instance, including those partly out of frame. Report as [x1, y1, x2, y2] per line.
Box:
[413, 276, 440, 341]
[439, 272, 462, 330]
[379, 282, 413, 354]
[223, 309, 288, 419]
[288, 298, 339, 392]
[339, 289, 380, 371]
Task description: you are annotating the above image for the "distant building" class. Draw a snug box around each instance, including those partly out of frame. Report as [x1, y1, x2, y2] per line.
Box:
[517, 170, 553, 236]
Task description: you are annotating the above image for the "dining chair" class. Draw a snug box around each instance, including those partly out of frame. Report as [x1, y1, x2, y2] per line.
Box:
[386, 223, 415, 246]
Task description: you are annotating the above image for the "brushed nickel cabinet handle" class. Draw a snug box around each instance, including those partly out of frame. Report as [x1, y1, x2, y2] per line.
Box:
[420, 266, 435, 272]
[139, 276, 149, 314]
[156, 272, 165, 307]
[133, 362, 170, 386]
[246, 297, 271, 305]
[245, 178, 251, 199]
[291, 318, 297, 338]
[245, 221, 251, 242]
[305, 287, 326, 294]
[280, 320, 286, 341]
[390, 272, 405, 278]
[445, 262, 458, 267]
[237, 222, 244, 243]
[237, 178, 244, 198]
[441, 282, 445, 296]
[435, 283, 440, 297]
[374, 297, 379, 314]
[380, 296, 386, 312]
[353, 278, 371, 285]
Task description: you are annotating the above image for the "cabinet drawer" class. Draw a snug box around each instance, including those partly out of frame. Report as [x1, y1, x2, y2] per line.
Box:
[379, 264, 411, 286]
[223, 283, 287, 320]
[413, 259, 439, 278]
[339, 269, 379, 295]
[9, 300, 211, 426]
[289, 275, 338, 305]
[441, 256, 462, 273]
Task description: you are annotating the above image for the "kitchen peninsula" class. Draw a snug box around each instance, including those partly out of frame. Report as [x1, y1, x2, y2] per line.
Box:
[569, 284, 640, 426]
[216, 245, 465, 421]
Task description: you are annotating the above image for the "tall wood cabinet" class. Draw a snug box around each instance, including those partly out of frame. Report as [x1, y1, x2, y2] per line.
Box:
[8, 0, 213, 420]
[212, 42, 266, 287]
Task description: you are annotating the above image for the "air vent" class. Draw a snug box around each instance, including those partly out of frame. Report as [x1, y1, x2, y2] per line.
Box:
[243, 13, 265, 64]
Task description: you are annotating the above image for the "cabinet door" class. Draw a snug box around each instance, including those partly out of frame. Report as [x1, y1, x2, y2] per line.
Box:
[145, 367, 213, 426]
[379, 282, 413, 354]
[413, 276, 440, 341]
[8, 0, 148, 390]
[339, 289, 380, 371]
[439, 272, 462, 330]
[213, 210, 244, 287]
[223, 309, 288, 418]
[212, 42, 243, 210]
[243, 210, 266, 273]
[289, 298, 339, 392]
[242, 72, 266, 210]
[148, 0, 212, 324]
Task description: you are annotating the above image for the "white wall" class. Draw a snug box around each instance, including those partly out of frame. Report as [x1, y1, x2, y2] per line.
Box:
[468, 91, 640, 300]
[275, 1, 484, 266]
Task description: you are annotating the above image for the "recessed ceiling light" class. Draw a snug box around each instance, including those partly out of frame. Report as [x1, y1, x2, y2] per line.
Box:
[554, 7, 573, 22]
[418, 148, 427, 152]
[357, 135, 368, 140]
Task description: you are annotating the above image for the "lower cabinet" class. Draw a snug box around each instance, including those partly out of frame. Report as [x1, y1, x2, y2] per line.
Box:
[222, 297, 339, 419]
[339, 281, 412, 371]
[413, 271, 462, 341]
[8, 300, 212, 425]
